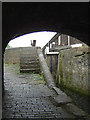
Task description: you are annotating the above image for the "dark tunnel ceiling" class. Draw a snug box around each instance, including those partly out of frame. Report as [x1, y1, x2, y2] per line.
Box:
[2, 2, 89, 51]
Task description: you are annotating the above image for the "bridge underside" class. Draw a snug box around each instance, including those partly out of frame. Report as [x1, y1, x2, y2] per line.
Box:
[2, 2, 89, 52]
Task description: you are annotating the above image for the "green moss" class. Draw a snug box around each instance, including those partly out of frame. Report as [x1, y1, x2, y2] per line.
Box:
[58, 76, 61, 87]
[65, 68, 69, 84]
[5, 63, 20, 74]
[84, 51, 90, 55]
[65, 66, 73, 87]
[59, 58, 63, 85]
[80, 45, 89, 48]
[61, 52, 64, 57]
[60, 84, 90, 96]
[40, 72, 46, 82]
[56, 66, 60, 86]
[60, 84, 89, 113]
[17, 64, 20, 73]
[39, 74, 45, 80]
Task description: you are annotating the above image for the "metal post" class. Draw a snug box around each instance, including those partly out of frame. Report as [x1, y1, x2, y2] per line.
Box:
[68, 36, 70, 46]
[50, 43, 52, 48]
[31, 40, 36, 47]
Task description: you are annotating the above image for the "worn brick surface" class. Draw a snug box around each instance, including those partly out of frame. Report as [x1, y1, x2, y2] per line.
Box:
[2, 64, 75, 119]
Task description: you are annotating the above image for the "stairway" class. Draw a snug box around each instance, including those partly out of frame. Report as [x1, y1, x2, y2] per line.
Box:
[20, 47, 40, 73]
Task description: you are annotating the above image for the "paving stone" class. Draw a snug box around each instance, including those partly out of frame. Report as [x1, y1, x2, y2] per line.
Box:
[2, 64, 77, 119]
[51, 94, 72, 106]
[65, 103, 88, 117]
[52, 87, 65, 95]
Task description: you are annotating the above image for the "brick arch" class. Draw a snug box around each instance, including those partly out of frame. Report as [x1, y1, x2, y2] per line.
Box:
[2, 2, 88, 53]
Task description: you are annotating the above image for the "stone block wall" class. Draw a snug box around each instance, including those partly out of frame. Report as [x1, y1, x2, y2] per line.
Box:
[46, 54, 58, 79]
[4, 47, 39, 64]
[4, 47, 21, 64]
[4, 46, 90, 95]
[56, 47, 90, 95]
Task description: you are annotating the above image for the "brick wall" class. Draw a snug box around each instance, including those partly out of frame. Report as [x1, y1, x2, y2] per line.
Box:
[61, 34, 84, 46]
[61, 34, 68, 45]
[70, 36, 83, 45]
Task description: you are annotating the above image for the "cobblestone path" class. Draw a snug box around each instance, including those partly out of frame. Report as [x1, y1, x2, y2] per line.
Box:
[2, 64, 75, 119]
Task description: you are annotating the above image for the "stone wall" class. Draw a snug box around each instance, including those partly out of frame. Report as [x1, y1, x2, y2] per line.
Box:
[56, 47, 90, 95]
[4, 47, 39, 64]
[46, 54, 58, 79]
[4, 47, 21, 64]
[4, 47, 90, 95]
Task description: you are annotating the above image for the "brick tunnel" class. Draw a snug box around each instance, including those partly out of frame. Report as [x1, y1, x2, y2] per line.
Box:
[1, 2, 89, 120]
[2, 2, 89, 51]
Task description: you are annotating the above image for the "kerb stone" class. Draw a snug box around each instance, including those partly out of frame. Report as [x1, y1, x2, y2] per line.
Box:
[52, 94, 72, 106]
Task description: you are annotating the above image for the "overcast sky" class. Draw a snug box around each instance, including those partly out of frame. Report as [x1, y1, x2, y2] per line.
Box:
[9, 31, 57, 48]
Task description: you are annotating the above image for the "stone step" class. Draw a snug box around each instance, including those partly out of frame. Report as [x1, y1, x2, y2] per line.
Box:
[20, 61, 39, 65]
[20, 61, 39, 64]
[20, 47, 40, 73]
[50, 87, 72, 106]
[21, 53, 37, 55]
[20, 64, 40, 69]
[20, 54, 38, 57]
[20, 68, 40, 73]
[20, 59, 39, 62]
[50, 94, 72, 107]
[20, 55, 38, 58]
[20, 57, 39, 60]
[21, 54, 37, 56]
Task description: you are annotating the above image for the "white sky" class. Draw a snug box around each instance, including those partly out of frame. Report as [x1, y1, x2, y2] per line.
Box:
[9, 31, 57, 48]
